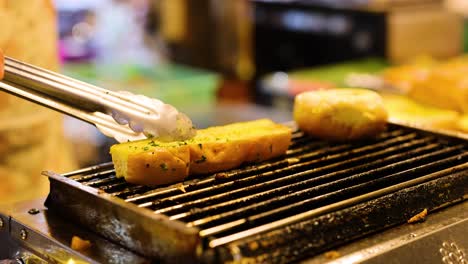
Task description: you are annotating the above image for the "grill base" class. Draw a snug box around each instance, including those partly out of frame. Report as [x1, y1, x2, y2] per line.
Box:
[1, 199, 466, 264]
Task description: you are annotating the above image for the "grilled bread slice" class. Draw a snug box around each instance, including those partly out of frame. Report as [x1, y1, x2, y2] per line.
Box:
[110, 119, 292, 186]
[294, 89, 388, 141]
[117, 143, 191, 186]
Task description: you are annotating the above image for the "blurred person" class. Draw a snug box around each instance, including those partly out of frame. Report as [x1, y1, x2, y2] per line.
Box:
[446, 0, 468, 15]
[0, 0, 76, 204]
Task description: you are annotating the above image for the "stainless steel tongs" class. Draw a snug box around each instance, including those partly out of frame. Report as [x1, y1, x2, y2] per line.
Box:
[0, 52, 196, 142]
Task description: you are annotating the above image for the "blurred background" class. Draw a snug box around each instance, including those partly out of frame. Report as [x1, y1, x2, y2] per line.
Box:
[1, 0, 468, 203]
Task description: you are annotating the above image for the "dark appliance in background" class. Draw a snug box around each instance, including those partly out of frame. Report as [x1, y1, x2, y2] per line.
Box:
[149, 0, 461, 102]
[253, 0, 387, 77]
[253, 0, 462, 77]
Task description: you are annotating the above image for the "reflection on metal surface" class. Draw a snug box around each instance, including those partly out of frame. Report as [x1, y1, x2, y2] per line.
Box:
[0, 217, 4, 228]
[0, 199, 149, 264]
[440, 241, 467, 264]
[65, 258, 89, 264]
[12, 250, 48, 264]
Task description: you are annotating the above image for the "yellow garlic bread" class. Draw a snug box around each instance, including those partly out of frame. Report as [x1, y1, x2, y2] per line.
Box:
[294, 89, 388, 141]
[110, 119, 292, 186]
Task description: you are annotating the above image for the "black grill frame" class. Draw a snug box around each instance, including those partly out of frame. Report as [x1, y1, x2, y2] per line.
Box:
[43, 123, 468, 263]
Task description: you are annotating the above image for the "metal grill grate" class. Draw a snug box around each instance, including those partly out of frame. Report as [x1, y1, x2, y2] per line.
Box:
[66, 127, 468, 239]
[60, 124, 468, 252]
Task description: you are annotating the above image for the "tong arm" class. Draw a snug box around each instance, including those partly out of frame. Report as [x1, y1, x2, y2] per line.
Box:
[0, 50, 196, 142]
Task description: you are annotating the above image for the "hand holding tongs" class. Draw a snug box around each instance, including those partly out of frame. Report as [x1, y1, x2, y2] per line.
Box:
[0, 50, 196, 143]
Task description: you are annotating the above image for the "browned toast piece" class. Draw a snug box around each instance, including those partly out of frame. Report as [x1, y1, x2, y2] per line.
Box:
[110, 119, 292, 186]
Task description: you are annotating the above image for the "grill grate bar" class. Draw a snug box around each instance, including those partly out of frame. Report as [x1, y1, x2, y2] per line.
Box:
[97, 181, 134, 193]
[192, 146, 466, 237]
[62, 162, 114, 177]
[151, 137, 438, 214]
[84, 175, 123, 187]
[207, 161, 468, 248]
[69, 169, 115, 183]
[112, 185, 152, 198]
[98, 180, 134, 192]
[136, 132, 422, 209]
[286, 139, 330, 154]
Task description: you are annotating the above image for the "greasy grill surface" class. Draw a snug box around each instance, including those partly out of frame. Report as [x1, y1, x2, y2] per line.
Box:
[62, 124, 468, 254]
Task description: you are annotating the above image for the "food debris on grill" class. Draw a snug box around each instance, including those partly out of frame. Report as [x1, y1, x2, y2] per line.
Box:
[324, 250, 341, 260]
[215, 172, 229, 180]
[176, 183, 187, 193]
[248, 241, 259, 251]
[407, 208, 428, 224]
[71, 235, 92, 251]
[286, 157, 300, 165]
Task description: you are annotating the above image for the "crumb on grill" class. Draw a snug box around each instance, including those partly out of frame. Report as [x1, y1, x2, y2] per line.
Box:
[71, 235, 91, 251]
[287, 158, 300, 165]
[408, 208, 428, 224]
[248, 241, 259, 251]
[324, 250, 341, 259]
[215, 172, 229, 180]
[176, 183, 187, 193]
